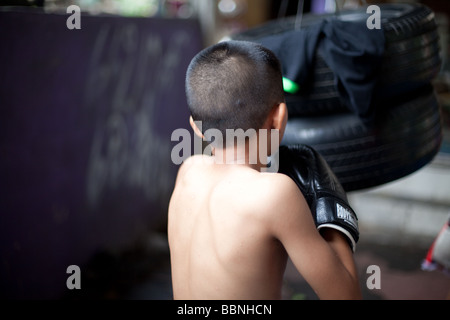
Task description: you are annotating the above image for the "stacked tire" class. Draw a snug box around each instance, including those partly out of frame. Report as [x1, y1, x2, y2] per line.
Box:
[231, 3, 443, 191]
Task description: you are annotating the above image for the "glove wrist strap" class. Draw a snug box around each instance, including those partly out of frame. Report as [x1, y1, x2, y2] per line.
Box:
[314, 197, 359, 252]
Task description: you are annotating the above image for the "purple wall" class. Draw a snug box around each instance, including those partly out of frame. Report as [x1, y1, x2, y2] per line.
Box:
[0, 8, 202, 299]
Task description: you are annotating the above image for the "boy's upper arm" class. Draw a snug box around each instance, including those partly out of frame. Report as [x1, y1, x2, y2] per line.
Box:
[267, 174, 361, 299]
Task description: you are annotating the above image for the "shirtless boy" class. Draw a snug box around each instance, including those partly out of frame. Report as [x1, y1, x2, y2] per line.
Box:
[168, 40, 362, 300]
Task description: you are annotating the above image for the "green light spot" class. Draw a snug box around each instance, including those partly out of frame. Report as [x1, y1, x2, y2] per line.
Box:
[282, 77, 300, 94]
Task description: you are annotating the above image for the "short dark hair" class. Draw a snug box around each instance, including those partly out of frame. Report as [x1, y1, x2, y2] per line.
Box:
[186, 40, 284, 145]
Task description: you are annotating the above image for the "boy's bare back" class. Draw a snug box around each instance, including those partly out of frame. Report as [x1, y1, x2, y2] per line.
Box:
[168, 155, 361, 300]
[169, 40, 361, 300]
[168, 155, 294, 299]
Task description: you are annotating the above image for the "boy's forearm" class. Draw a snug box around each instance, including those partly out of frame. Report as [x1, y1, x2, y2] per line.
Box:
[320, 228, 362, 298]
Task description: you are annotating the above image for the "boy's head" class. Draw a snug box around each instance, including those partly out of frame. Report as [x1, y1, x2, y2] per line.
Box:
[185, 40, 286, 147]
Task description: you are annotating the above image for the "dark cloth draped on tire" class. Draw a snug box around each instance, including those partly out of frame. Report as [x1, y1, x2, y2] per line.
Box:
[257, 18, 385, 122]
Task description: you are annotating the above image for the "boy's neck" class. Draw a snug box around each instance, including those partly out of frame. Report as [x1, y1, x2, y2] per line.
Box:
[212, 143, 268, 172]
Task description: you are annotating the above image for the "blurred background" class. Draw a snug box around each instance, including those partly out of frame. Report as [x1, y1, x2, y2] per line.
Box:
[0, 0, 449, 300]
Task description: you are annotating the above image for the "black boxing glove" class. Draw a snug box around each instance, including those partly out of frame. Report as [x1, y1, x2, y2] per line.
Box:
[277, 144, 359, 252]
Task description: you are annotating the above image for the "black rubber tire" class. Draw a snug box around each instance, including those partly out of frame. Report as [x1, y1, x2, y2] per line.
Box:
[280, 85, 443, 191]
[231, 3, 442, 117]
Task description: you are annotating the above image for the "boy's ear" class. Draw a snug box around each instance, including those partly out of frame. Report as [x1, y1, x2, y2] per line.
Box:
[271, 102, 288, 132]
[189, 116, 204, 139]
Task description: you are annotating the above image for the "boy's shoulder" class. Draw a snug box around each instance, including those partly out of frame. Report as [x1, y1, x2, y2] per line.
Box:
[180, 155, 294, 181]
[180, 155, 300, 186]
[175, 155, 309, 223]
[177, 155, 305, 202]
[254, 171, 306, 206]
[176, 154, 213, 177]
[181, 154, 214, 167]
